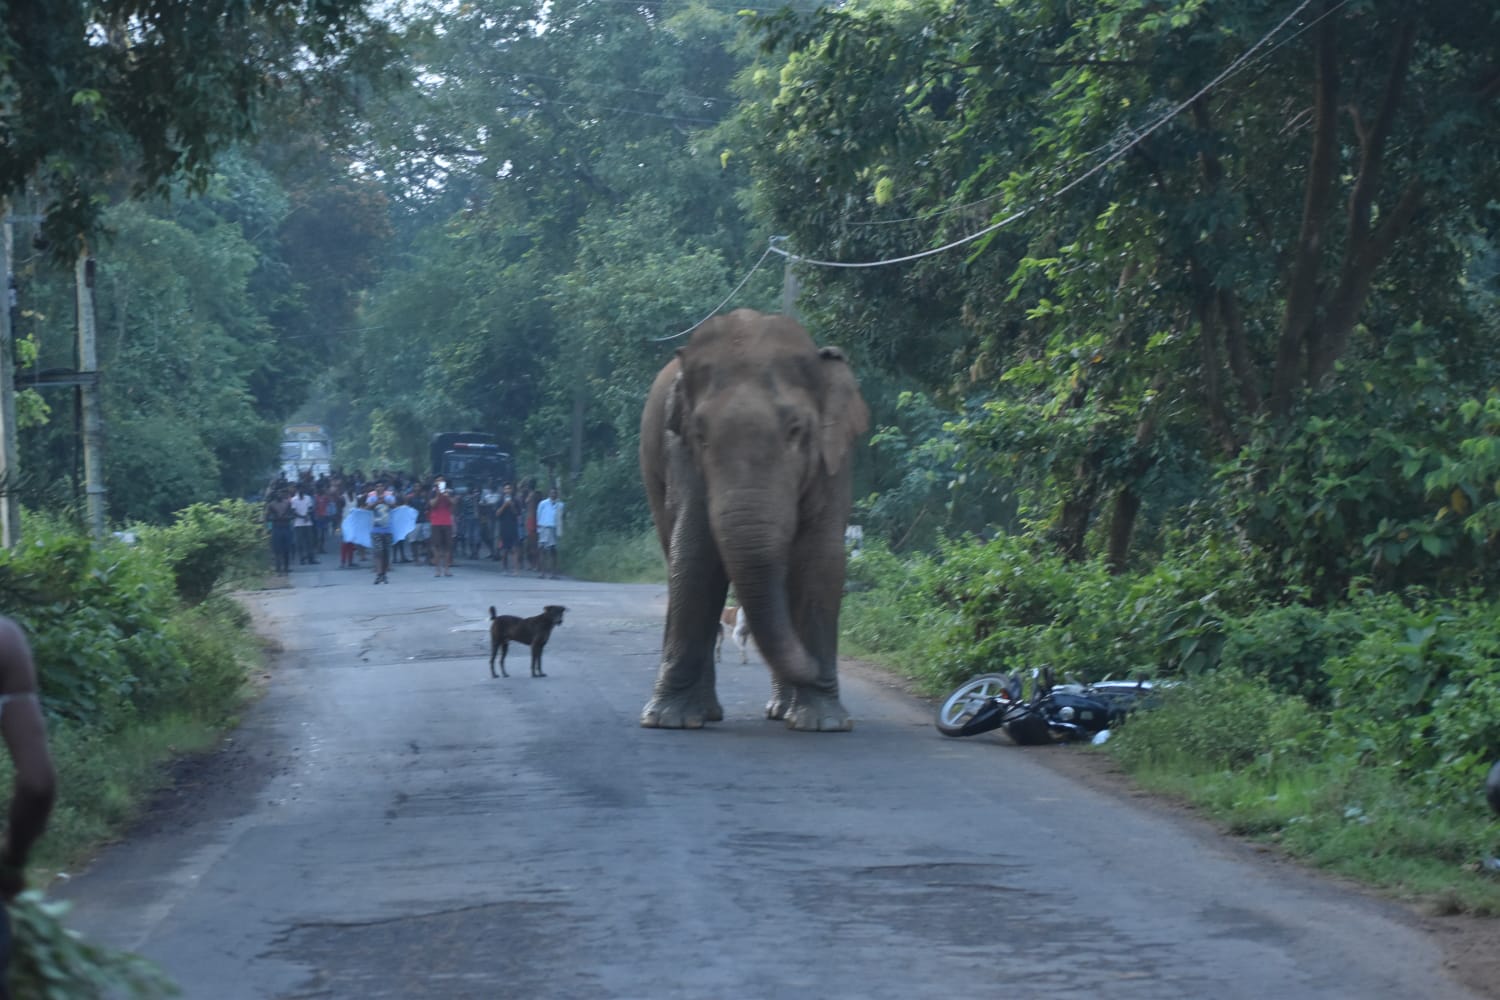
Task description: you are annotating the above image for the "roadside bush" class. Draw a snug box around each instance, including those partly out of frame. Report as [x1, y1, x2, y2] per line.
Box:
[566, 453, 651, 539]
[0, 508, 263, 885]
[0, 509, 258, 731]
[1033, 544, 1250, 682]
[566, 527, 664, 584]
[1107, 668, 1322, 775]
[1321, 595, 1500, 806]
[843, 532, 1254, 692]
[1220, 345, 1500, 602]
[150, 596, 254, 719]
[1217, 601, 1371, 705]
[559, 455, 660, 582]
[842, 540, 947, 675]
[134, 500, 266, 604]
[0, 517, 180, 728]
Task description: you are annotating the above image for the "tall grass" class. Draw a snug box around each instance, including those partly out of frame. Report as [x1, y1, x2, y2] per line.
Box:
[566, 528, 665, 584]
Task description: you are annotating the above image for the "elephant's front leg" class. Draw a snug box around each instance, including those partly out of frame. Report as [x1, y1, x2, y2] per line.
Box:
[642, 604, 724, 728]
[763, 526, 852, 731]
[765, 678, 852, 732]
[641, 493, 728, 729]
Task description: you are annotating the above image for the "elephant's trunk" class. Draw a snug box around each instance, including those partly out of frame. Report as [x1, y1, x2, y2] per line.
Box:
[719, 547, 821, 688]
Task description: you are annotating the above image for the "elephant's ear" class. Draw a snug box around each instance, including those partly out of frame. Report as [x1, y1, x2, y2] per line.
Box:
[817, 346, 869, 477]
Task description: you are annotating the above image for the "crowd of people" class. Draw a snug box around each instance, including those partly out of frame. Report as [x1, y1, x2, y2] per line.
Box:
[262, 470, 567, 583]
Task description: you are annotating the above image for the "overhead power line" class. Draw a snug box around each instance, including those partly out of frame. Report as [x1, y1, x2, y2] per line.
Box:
[652, 243, 779, 342]
[766, 0, 1330, 271]
[842, 0, 1349, 231]
[653, 0, 1339, 341]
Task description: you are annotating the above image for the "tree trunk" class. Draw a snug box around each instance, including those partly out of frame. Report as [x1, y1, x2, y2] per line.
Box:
[1269, 11, 1340, 420]
[1055, 478, 1095, 563]
[1106, 485, 1142, 575]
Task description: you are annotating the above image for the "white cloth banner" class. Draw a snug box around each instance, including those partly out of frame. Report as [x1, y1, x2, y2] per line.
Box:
[342, 505, 416, 547]
[389, 505, 417, 543]
[342, 508, 372, 549]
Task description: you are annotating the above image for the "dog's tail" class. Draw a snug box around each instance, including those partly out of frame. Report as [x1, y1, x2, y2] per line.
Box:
[489, 606, 497, 619]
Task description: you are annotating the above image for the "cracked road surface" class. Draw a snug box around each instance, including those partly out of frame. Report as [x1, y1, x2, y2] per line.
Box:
[56, 561, 1483, 999]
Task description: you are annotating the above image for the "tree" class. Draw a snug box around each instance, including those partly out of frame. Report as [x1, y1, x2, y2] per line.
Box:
[743, 0, 1500, 567]
[0, 1, 398, 249]
[334, 0, 769, 487]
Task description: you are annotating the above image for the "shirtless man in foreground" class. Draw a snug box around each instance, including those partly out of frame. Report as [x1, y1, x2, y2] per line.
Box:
[0, 616, 57, 997]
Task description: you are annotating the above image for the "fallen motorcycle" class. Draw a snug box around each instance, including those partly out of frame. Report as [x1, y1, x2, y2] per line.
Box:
[935, 668, 1161, 744]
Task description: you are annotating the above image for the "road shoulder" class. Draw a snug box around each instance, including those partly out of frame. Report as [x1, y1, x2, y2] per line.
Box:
[839, 655, 1500, 1000]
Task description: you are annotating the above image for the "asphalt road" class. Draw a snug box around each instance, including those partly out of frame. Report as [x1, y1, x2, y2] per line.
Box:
[56, 555, 1482, 1000]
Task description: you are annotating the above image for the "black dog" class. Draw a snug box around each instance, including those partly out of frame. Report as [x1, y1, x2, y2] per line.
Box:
[489, 605, 567, 678]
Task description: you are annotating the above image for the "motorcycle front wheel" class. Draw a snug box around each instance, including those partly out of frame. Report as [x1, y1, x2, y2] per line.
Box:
[935, 673, 1015, 737]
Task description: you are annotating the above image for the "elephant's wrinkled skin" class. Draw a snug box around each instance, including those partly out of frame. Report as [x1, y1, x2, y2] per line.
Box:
[639, 309, 869, 731]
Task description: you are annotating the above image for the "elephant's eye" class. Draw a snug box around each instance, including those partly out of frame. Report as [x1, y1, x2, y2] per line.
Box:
[785, 417, 806, 444]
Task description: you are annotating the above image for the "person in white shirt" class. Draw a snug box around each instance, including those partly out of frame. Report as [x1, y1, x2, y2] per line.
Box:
[289, 483, 317, 565]
[536, 487, 565, 579]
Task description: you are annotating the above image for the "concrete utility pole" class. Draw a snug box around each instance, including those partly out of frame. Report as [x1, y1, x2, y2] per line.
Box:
[0, 204, 20, 548]
[76, 250, 107, 540]
[776, 236, 801, 321]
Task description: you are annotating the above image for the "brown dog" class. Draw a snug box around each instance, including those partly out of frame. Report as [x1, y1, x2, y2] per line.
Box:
[489, 605, 567, 678]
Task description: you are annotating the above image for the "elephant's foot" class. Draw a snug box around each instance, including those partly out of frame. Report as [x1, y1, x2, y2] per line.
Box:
[766, 685, 852, 732]
[641, 691, 725, 729]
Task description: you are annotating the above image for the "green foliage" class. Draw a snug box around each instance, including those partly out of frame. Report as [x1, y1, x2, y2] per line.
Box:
[0, 510, 255, 730]
[0, 516, 178, 728]
[0, 513, 257, 905]
[566, 454, 652, 540]
[154, 597, 255, 719]
[841, 542, 946, 672]
[743, 0, 1500, 580]
[1217, 602, 1369, 706]
[19, 198, 290, 523]
[1108, 669, 1322, 776]
[331, 0, 771, 498]
[1222, 345, 1500, 600]
[1, 0, 399, 249]
[8, 891, 178, 998]
[855, 389, 1006, 551]
[1322, 597, 1500, 806]
[134, 501, 267, 606]
[843, 531, 1255, 692]
[565, 529, 665, 586]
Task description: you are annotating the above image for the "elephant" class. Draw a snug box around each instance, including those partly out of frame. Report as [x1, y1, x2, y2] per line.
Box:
[638, 308, 869, 732]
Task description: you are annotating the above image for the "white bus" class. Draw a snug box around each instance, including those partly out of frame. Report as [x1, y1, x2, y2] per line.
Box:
[279, 424, 333, 480]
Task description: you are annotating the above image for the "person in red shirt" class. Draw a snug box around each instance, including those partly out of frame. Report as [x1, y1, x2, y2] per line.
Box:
[428, 480, 456, 577]
[314, 485, 337, 555]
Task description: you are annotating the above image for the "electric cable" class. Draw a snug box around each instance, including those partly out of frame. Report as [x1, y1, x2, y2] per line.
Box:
[658, 0, 1338, 338]
[770, 0, 1329, 270]
[651, 243, 780, 341]
[845, 0, 1350, 231]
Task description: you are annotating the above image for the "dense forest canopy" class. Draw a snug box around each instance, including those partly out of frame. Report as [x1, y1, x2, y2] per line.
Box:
[4, 0, 1499, 598]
